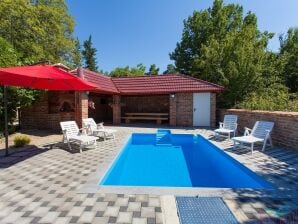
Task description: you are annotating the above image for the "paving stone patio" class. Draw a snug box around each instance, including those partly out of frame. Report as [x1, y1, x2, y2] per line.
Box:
[0, 126, 298, 223]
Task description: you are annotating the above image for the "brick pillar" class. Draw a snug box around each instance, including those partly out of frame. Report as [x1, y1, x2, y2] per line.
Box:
[169, 94, 177, 126]
[75, 91, 88, 128]
[210, 93, 216, 128]
[112, 95, 121, 125]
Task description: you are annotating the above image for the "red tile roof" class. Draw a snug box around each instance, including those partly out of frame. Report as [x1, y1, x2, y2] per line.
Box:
[111, 74, 224, 95]
[72, 68, 224, 95]
[74, 68, 119, 94]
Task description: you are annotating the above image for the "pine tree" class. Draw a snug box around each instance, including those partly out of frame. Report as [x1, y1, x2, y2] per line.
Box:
[82, 35, 98, 72]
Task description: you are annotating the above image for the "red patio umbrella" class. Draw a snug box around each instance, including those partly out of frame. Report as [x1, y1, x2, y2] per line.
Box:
[0, 65, 97, 90]
[0, 65, 97, 156]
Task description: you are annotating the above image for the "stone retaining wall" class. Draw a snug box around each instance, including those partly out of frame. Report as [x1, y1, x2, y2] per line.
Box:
[218, 109, 298, 150]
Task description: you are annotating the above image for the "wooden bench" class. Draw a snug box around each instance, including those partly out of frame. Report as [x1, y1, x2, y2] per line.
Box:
[122, 113, 169, 125]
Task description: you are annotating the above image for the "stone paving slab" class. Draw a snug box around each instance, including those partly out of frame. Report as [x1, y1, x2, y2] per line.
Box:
[0, 125, 297, 223]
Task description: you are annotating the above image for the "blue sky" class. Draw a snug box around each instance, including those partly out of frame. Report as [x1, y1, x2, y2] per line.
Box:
[65, 0, 298, 73]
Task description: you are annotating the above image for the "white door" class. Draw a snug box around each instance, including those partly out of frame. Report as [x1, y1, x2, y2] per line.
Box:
[193, 93, 211, 127]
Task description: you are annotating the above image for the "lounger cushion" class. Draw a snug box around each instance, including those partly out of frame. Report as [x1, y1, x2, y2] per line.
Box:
[70, 135, 98, 142]
[214, 128, 234, 134]
[232, 136, 263, 144]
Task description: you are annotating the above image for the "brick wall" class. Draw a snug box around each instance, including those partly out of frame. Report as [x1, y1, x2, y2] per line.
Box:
[176, 93, 193, 126]
[21, 91, 218, 129]
[218, 109, 298, 150]
[74, 92, 88, 128]
[21, 91, 87, 130]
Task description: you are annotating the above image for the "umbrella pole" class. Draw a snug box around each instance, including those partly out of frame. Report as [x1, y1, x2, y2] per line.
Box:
[4, 85, 8, 156]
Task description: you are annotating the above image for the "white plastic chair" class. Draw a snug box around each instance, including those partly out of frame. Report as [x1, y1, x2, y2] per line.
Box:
[83, 118, 117, 140]
[214, 115, 238, 138]
[232, 121, 274, 154]
[60, 121, 98, 153]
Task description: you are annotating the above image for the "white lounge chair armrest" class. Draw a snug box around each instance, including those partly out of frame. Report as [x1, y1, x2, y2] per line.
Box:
[234, 123, 238, 131]
[79, 127, 88, 135]
[84, 124, 92, 134]
[265, 129, 271, 137]
[244, 127, 252, 136]
[62, 129, 68, 137]
[219, 122, 224, 128]
[97, 122, 104, 129]
[62, 129, 69, 141]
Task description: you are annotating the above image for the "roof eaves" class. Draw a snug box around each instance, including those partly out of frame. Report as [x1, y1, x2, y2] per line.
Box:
[80, 68, 120, 94]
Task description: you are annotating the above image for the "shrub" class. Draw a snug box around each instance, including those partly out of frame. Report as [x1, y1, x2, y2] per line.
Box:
[13, 135, 31, 147]
[236, 84, 298, 112]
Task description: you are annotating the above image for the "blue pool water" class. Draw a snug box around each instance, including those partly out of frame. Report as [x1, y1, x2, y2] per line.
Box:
[100, 131, 273, 189]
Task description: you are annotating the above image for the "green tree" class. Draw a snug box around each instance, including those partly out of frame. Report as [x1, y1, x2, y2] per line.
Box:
[170, 0, 273, 107]
[0, 37, 18, 67]
[109, 66, 130, 77]
[0, 38, 41, 130]
[163, 64, 178, 74]
[147, 64, 160, 75]
[72, 37, 82, 67]
[0, 0, 77, 131]
[0, 0, 75, 64]
[279, 28, 298, 93]
[110, 64, 146, 77]
[82, 35, 98, 72]
[0, 37, 19, 129]
[130, 63, 146, 76]
[237, 51, 297, 111]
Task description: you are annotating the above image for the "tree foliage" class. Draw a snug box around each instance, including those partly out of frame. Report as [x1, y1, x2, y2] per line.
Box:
[72, 37, 82, 67]
[0, 0, 76, 130]
[163, 64, 178, 74]
[0, 37, 18, 67]
[0, 38, 41, 127]
[110, 64, 146, 77]
[279, 28, 298, 93]
[170, 0, 274, 107]
[147, 64, 160, 75]
[82, 35, 98, 72]
[0, 0, 75, 64]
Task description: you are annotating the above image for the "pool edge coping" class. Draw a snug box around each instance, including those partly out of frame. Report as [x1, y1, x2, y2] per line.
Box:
[78, 133, 297, 198]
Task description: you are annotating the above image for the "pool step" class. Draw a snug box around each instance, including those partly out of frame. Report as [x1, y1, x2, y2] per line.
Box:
[156, 129, 172, 145]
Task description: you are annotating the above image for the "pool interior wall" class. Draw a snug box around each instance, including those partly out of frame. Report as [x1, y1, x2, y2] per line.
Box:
[100, 132, 273, 189]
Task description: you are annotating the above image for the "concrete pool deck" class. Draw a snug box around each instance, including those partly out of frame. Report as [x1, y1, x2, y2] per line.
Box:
[0, 126, 298, 223]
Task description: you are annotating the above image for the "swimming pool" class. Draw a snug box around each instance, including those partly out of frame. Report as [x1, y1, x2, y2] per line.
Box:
[100, 130, 273, 189]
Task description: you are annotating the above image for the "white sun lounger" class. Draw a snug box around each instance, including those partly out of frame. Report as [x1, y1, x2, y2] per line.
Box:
[214, 115, 238, 138]
[232, 121, 274, 154]
[83, 118, 117, 140]
[60, 121, 98, 153]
